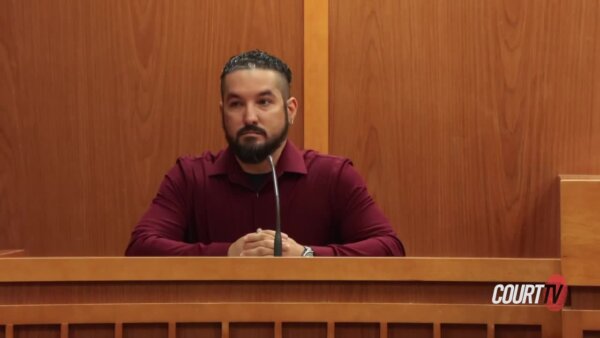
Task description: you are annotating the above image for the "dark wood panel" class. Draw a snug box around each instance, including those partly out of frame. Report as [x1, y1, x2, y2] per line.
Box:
[14, 325, 60, 338]
[570, 287, 600, 310]
[176, 323, 220, 338]
[388, 323, 433, 338]
[283, 323, 327, 338]
[69, 324, 114, 338]
[335, 323, 379, 338]
[584, 331, 600, 338]
[0, 0, 303, 256]
[330, 0, 600, 257]
[230, 323, 273, 338]
[495, 324, 541, 338]
[441, 324, 486, 338]
[123, 323, 167, 338]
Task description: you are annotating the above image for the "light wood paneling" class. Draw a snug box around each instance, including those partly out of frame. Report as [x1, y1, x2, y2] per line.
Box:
[330, 0, 600, 257]
[0, 257, 560, 282]
[303, 0, 329, 153]
[563, 310, 600, 338]
[560, 176, 600, 285]
[0, 0, 304, 256]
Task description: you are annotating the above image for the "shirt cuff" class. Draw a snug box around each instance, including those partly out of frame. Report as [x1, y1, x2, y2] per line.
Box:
[311, 245, 335, 257]
[200, 242, 232, 256]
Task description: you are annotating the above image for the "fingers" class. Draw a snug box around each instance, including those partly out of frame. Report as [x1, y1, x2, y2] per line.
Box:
[240, 237, 292, 256]
[243, 239, 275, 250]
[240, 246, 274, 256]
[230, 230, 290, 257]
[245, 230, 288, 242]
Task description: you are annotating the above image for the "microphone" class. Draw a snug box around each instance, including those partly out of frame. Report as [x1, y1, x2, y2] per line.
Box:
[267, 155, 282, 256]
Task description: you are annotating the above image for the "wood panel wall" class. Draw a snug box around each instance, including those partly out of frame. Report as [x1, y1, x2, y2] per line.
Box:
[0, 0, 304, 256]
[329, 0, 600, 257]
[2, 0, 599, 258]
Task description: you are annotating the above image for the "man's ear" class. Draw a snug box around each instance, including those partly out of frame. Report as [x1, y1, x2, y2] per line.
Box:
[286, 97, 298, 124]
[219, 101, 224, 114]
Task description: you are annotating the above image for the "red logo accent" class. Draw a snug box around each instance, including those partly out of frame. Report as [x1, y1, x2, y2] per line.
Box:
[545, 274, 567, 311]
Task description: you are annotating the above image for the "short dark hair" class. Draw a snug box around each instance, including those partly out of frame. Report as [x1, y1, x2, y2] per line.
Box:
[220, 50, 292, 98]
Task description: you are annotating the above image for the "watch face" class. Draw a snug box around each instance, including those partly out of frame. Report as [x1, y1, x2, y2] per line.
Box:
[302, 246, 314, 257]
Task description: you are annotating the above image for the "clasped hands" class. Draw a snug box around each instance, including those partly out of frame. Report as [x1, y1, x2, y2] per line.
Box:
[227, 229, 304, 256]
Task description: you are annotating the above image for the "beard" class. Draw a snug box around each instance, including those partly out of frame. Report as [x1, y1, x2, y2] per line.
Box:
[224, 106, 289, 164]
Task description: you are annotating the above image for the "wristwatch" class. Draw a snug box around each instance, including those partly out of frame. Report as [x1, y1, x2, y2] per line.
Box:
[301, 246, 315, 257]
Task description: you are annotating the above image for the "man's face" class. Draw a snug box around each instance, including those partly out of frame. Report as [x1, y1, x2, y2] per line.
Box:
[221, 69, 296, 164]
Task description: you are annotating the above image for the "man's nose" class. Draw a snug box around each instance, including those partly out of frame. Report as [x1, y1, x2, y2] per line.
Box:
[243, 104, 259, 125]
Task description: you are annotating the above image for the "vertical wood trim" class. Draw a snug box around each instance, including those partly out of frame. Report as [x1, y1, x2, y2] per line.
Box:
[60, 323, 68, 338]
[433, 322, 441, 338]
[221, 322, 229, 338]
[115, 323, 123, 338]
[543, 320, 562, 338]
[327, 321, 334, 338]
[561, 311, 580, 338]
[487, 322, 493, 338]
[379, 322, 387, 338]
[303, 0, 329, 153]
[6, 324, 14, 338]
[168, 322, 176, 338]
[274, 321, 282, 338]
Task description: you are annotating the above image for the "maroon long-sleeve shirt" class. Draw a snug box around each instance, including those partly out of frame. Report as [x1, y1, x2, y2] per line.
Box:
[125, 142, 405, 256]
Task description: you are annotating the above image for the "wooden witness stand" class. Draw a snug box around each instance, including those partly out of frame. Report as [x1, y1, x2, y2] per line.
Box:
[0, 176, 599, 338]
[0, 258, 565, 338]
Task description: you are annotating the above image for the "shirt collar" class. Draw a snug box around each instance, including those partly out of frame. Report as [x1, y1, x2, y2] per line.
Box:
[207, 140, 307, 177]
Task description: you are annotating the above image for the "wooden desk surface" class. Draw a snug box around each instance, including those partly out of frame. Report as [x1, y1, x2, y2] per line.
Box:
[0, 257, 560, 282]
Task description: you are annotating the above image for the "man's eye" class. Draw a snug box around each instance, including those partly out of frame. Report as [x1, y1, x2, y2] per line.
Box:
[258, 99, 271, 106]
[228, 101, 242, 108]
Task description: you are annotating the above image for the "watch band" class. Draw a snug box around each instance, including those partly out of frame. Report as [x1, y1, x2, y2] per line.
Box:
[301, 246, 315, 257]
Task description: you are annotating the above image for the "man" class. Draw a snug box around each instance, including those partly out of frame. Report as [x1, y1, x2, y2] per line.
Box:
[126, 50, 405, 256]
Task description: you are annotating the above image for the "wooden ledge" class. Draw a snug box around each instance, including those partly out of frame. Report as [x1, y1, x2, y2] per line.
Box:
[559, 175, 600, 181]
[0, 257, 559, 283]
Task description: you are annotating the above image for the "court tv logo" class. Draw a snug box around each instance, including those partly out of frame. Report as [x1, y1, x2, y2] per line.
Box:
[491, 274, 568, 311]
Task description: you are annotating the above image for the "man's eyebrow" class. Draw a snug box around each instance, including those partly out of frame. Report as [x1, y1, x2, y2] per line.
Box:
[225, 93, 241, 100]
[257, 90, 275, 97]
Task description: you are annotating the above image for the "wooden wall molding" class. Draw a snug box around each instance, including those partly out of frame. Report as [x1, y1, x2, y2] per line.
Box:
[303, 0, 329, 153]
[0, 257, 560, 282]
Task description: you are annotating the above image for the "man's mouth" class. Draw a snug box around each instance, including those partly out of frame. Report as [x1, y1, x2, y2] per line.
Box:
[239, 129, 265, 137]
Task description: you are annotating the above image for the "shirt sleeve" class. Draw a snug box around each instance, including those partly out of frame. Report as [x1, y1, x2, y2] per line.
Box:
[312, 160, 406, 257]
[125, 159, 231, 256]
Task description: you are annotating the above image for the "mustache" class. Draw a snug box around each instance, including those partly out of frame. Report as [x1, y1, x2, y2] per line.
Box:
[237, 125, 267, 138]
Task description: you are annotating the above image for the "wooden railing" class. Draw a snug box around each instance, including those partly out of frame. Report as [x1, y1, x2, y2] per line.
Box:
[0, 257, 562, 338]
